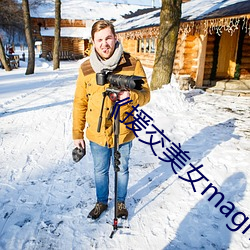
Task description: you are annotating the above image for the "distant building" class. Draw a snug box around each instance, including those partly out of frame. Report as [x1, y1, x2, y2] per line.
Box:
[31, 17, 92, 60]
[30, 1, 151, 60]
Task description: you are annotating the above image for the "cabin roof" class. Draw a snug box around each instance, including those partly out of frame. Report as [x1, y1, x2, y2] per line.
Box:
[182, 0, 250, 21]
[115, 0, 250, 32]
[115, 8, 160, 33]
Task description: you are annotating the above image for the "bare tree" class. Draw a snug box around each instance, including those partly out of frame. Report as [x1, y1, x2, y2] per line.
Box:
[0, 0, 24, 38]
[0, 0, 23, 71]
[151, 0, 182, 90]
[0, 37, 11, 71]
[22, 0, 35, 75]
[53, 0, 61, 70]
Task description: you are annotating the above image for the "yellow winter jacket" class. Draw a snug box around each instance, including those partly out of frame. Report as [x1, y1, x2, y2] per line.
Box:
[72, 52, 150, 148]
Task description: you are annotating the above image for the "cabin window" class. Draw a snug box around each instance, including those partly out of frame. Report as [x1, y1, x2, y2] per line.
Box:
[137, 39, 143, 53]
[150, 38, 155, 53]
[137, 38, 156, 54]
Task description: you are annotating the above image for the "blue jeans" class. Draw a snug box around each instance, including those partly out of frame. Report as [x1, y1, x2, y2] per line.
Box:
[90, 141, 132, 205]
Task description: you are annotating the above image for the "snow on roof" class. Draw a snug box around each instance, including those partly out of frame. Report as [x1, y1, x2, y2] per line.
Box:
[182, 0, 250, 21]
[114, 0, 250, 32]
[114, 8, 160, 32]
[30, 0, 151, 20]
[40, 27, 92, 39]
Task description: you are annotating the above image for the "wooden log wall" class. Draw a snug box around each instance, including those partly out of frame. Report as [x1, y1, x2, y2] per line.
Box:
[120, 31, 200, 77]
[173, 34, 199, 80]
[120, 39, 137, 54]
[41, 37, 86, 58]
[41, 37, 53, 58]
[184, 35, 198, 79]
[134, 53, 156, 68]
[120, 38, 156, 68]
[61, 38, 74, 52]
[72, 38, 88, 56]
[173, 35, 185, 75]
[32, 18, 86, 29]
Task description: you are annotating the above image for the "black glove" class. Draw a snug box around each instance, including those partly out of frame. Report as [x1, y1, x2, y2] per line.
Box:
[72, 146, 86, 162]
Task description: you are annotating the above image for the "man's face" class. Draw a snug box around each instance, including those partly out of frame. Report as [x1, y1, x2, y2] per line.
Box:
[93, 27, 117, 60]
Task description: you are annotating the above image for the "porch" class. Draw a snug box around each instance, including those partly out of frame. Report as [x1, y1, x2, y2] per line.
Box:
[206, 79, 250, 97]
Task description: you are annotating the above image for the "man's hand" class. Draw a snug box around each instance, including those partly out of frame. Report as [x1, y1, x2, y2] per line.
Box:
[117, 90, 130, 101]
[74, 139, 85, 149]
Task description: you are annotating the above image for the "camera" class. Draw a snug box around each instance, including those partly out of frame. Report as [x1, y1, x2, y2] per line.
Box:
[96, 70, 144, 90]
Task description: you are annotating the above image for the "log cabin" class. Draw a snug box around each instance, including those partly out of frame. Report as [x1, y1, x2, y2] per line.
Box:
[31, 18, 92, 60]
[115, 0, 250, 92]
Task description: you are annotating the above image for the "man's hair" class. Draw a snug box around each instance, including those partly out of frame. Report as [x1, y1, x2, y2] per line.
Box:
[91, 20, 116, 40]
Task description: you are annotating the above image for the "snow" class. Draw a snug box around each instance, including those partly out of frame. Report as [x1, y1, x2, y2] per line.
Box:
[40, 27, 92, 39]
[115, 9, 160, 32]
[0, 48, 250, 249]
[182, 0, 249, 21]
[93, 0, 161, 7]
[30, 0, 152, 20]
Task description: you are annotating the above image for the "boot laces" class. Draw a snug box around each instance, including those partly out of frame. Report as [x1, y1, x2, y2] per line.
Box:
[118, 202, 126, 210]
[93, 203, 102, 215]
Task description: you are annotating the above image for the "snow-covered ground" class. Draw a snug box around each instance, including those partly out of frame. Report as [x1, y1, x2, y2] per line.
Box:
[0, 49, 250, 250]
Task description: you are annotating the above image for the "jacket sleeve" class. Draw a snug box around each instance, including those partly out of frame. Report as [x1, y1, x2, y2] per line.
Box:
[130, 59, 150, 107]
[72, 68, 88, 140]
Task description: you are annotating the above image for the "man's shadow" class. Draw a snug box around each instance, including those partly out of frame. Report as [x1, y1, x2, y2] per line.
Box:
[127, 118, 240, 217]
[164, 172, 247, 249]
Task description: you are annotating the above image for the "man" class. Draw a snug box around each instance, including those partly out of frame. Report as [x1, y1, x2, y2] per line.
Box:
[72, 20, 150, 220]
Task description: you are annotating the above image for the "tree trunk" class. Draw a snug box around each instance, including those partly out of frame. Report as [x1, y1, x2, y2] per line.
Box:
[151, 0, 182, 90]
[0, 37, 11, 71]
[22, 0, 35, 75]
[53, 0, 61, 70]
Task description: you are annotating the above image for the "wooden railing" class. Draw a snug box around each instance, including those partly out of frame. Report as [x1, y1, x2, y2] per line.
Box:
[46, 51, 83, 61]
